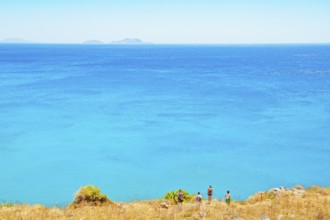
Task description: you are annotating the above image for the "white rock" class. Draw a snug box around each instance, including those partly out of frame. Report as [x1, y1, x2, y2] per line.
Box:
[200, 211, 207, 217]
[160, 202, 169, 209]
[292, 189, 305, 196]
[279, 186, 286, 191]
[232, 217, 246, 220]
[292, 185, 305, 190]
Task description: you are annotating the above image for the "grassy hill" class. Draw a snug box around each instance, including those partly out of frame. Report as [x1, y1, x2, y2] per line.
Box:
[1, 185, 329, 220]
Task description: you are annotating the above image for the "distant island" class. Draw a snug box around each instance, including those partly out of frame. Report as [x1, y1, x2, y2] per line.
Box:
[0, 38, 30, 44]
[0, 38, 152, 45]
[111, 38, 151, 45]
[82, 40, 104, 44]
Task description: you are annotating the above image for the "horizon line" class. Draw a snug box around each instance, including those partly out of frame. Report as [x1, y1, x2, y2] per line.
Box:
[1, 42, 330, 46]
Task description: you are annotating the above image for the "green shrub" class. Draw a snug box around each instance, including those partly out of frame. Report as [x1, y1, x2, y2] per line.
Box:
[164, 189, 194, 204]
[0, 202, 14, 208]
[72, 185, 111, 206]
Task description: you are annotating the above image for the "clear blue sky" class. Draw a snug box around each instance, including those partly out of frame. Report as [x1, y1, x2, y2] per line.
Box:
[1, 0, 329, 43]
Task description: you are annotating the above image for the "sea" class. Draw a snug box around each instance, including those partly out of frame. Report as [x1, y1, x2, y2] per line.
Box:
[0, 44, 329, 206]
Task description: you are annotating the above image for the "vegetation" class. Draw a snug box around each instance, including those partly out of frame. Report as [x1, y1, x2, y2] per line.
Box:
[0, 202, 14, 208]
[164, 189, 195, 204]
[0, 185, 329, 220]
[71, 185, 111, 207]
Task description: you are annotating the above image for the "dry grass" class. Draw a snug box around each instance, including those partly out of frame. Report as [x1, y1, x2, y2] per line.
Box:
[1, 186, 329, 220]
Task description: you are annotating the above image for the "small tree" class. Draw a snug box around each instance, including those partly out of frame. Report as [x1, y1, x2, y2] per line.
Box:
[72, 185, 111, 207]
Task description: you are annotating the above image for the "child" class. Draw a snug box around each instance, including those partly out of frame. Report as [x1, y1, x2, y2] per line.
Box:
[225, 190, 231, 204]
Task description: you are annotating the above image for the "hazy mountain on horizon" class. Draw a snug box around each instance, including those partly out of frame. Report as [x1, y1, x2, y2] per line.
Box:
[111, 38, 151, 45]
[0, 38, 30, 44]
[82, 40, 104, 44]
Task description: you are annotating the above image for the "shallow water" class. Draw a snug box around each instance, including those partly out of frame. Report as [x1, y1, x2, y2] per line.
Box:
[0, 44, 329, 205]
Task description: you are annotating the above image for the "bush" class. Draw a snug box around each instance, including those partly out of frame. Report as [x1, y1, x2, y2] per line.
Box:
[310, 185, 329, 195]
[72, 185, 111, 206]
[0, 202, 14, 208]
[164, 189, 194, 204]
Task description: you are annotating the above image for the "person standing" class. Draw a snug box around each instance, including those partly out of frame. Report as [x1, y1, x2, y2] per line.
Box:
[177, 189, 184, 205]
[207, 185, 213, 204]
[225, 190, 231, 205]
[195, 192, 203, 208]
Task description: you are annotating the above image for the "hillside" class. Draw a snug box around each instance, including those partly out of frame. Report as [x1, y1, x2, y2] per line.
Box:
[0, 185, 329, 220]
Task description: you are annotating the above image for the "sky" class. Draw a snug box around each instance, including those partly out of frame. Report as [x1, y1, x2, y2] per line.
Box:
[0, 0, 330, 44]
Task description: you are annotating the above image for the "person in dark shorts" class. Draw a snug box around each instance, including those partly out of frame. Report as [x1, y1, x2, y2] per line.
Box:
[207, 185, 213, 204]
[177, 189, 184, 205]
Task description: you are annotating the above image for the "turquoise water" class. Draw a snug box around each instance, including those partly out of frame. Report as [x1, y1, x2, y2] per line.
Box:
[0, 44, 330, 205]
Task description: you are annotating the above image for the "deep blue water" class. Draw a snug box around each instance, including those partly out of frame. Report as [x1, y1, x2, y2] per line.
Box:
[0, 44, 330, 205]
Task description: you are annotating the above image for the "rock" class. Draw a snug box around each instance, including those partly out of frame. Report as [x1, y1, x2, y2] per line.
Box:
[160, 202, 169, 209]
[292, 185, 305, 190]
[232, 217, 246, 220]
[268, 186, 288, 196]
[268, 188, 281, 194]
[200, 211, 207, 217]
[279, 186, 287, 191]
[67, 212, 75, 217]
[292, 188, 305, 196]
[267, 185, 307, 198]
[267, 188, 276, 194]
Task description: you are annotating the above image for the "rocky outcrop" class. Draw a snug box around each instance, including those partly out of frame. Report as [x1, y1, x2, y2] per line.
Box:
[266, 186, 306, 198]
[292, 185, 305, 190]
[248, 185, 309, 203]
